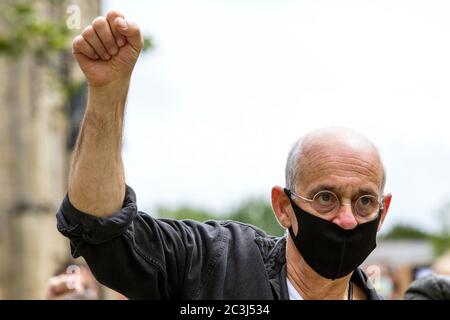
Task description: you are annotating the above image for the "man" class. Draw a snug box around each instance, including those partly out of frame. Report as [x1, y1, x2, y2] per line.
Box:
[57, 11, 392, 299]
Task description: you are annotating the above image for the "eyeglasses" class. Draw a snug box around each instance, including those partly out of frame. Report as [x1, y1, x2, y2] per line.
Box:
[286, 189, 384, 222]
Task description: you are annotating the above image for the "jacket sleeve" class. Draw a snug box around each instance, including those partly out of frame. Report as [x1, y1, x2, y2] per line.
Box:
[56, 186, 224, 299]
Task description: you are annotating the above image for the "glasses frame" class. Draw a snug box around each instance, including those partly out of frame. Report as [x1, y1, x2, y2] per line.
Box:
[286, 188, 384, 220]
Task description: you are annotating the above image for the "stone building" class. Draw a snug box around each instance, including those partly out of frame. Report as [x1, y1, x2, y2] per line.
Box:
[0, 0, 101, 299]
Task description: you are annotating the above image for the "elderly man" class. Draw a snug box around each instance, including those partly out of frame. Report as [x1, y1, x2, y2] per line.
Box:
[57, 11, 392, 300]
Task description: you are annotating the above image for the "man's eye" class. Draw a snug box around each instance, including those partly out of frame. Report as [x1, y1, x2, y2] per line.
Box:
[312, 191, 338, 213]
[315, 192, 336, 205]
[360, 196, 374, 206]
[319, 194, 332, 202]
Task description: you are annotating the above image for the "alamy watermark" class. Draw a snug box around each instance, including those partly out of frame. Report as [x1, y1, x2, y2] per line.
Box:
[65, 265, 82, 291]
[66, 4, 81, 30]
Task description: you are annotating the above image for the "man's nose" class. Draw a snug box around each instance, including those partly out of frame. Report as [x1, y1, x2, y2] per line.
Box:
[332, 203, 358, 230]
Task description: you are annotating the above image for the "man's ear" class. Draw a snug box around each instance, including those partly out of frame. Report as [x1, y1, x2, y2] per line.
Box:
[377, 193, 392, 231]
[271, 186, 293, 229]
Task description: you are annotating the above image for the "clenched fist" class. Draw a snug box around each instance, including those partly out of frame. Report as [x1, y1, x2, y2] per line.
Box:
[72, 11, 144, 88]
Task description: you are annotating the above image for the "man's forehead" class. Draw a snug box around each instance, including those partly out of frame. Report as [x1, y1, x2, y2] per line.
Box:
[297, 132, 384, 189]
[302, 143, 381, 167]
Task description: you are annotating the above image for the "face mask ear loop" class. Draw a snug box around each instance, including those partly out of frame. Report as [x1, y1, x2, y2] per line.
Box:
[285, 188, 298, 242]
[288, 226, 297, 242]
[283, 188, 292, 199]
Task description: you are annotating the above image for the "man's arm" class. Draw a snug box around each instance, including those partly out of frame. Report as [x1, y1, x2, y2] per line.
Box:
[58, 12, 230, 299]
[68, 11, 143, 217]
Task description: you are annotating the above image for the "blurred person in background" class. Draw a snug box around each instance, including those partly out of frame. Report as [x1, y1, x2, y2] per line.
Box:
[46, 260, 101, 300]
[366, 263, 400, 299]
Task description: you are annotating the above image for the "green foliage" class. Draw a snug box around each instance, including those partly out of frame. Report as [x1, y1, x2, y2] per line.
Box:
[0, 1, 153, 59]
[429, 234, 450, 257]
[158, 206, 216, 223]
[157, 198, 284, 237]
[381, 224, 450, 256]
[0, 1, 71, 58]
[228, 198, 284, 236]
[143, 37, 153, 52]
[0, 1, 154, 106]
[382, 224, 429, 240]
[381, 201, 450, 256]
[430, 201, 450, 256]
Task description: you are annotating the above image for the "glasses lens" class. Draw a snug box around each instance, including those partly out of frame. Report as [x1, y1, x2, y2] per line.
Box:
[312, 191, 339, 214]
[355, 195, 380, 218]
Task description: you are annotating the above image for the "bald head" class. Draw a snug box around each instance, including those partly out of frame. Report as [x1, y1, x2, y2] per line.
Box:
[285, 127, 386, 193]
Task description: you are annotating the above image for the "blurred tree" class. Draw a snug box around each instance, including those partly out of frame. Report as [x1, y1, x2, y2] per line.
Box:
[0, 1, 153, 57]
[0, 1, 71, 58]
[0, 0, 154, 151]
[228, 198, 284, 236]
[0, 0, 153, 99]
[157, 206, 217, 223]
[430, 201, 450, 256]
[156, 198, 284, 237]
[382, 224, 429, 240]
[381, 201, 450, 256]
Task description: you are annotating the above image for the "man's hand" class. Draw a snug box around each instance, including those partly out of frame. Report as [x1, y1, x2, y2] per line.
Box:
[72, 11, 144, 88]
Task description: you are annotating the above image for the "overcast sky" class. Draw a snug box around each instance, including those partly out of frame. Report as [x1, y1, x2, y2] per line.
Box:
[102, 0, 450, 234]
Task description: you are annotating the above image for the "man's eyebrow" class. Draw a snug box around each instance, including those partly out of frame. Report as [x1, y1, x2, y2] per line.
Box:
[356, 188, 379, 197]
[308, 184, 338, 196]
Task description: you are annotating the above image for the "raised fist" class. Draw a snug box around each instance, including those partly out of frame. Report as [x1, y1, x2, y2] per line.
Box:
[72, 11, 144, 87]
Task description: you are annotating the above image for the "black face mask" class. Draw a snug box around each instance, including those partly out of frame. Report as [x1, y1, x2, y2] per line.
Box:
[284, 188, 381, 280]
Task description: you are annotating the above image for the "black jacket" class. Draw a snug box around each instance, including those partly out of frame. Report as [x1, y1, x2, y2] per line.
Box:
[405, 274, 450, 300]
[56, 186, 381, 300]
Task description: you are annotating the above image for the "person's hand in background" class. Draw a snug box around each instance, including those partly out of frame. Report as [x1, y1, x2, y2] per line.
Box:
[45, 265, 100, 300]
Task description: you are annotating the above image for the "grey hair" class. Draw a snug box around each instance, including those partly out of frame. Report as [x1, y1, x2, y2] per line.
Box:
[285, 138, 304, 193]
[285, 137, 387, 194]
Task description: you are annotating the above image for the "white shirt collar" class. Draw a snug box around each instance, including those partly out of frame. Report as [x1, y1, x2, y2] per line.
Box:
[287, 277, 304, 300]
